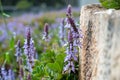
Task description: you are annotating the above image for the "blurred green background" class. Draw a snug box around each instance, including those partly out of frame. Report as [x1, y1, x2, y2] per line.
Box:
[1, 0, 78, 12]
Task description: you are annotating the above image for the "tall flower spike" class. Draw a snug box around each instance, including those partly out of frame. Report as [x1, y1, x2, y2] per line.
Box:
[63, 4, 83, 74]
[64, 30, 77, 73]
[18, 58, 24, 80]
[59, 18, 66, 46]
[26, 27, 31, 46]
[44, 23, 49, 36]
[68, 17, 78, 33]
[15, 40, 24, 80]
[64, 5, 72, 29]
[23, 27, 36, 73]
[66, 4, 72, 16]
[65, 5, 78, 33]
[15, 40, 22, 62]
[43, 23, 50, 41]
[68, 30, 73, 43]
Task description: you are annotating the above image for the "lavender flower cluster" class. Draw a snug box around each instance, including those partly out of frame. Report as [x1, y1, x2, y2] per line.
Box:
[0, 67, 15, 80]
[63, 5, 83, 73]
[0, 4, 81, 79]
[59, 18, 66, 46]
[15, 27, 36, 80]
[15, 40, 24, 80]
[23, 28, 36, 72]
[15, 40, 22, 62]
[42, 23, 50, 42]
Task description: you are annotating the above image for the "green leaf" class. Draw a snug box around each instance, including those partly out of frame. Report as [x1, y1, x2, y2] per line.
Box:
[5, 52, 10, 63]
[56, 53, 66, 69]
[40, 50, 55, 63]
[99, 0, 120, 9]
[9, 37, 15, 49]
[33, 64, 45, 77]
[46, 62, 61, 73]
[2, 13, 10, 17]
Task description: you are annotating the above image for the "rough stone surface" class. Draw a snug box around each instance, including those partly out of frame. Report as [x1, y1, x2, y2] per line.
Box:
[79, 4, 120, 80]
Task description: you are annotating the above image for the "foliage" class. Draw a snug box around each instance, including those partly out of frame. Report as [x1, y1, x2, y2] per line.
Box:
[16, 0, 32, 10]
[32, 50, 66, 80]
[1, 0, 78, 7]
[99, 0, 120, 9]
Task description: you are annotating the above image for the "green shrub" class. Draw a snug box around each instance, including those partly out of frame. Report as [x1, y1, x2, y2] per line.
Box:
[16, 0, 32, 10]
[99, 0, 120, 9]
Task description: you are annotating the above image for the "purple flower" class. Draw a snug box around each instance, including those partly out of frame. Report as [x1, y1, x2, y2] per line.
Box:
[42, 23, 50, 41]
[67, 17, 78, 33]
[1, 68, 15, 80]
[68, 30, 73, 43]
[1, 67, 7, 79]
[66, 4, 72, 16]
[23, 27, 36, 72]
[7, 69, 15, 80]
[63, 5, 83, 73]
[27, 73, 31, 80]
[64, 31, 77, 73]
[64, 52, 77, 62]
[15, 40, 22, 62]
[73, 30, 83, 48]
[64, 61, 75, 73]
[26, 27, 31, 46]
[59, 18, 66, 46]
[15, 40, 24, 80]
[44, 23, 49, 36]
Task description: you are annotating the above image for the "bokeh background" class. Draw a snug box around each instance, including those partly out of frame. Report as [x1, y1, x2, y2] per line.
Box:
[0, 0, 99, 79]
[0, 0, 100, 66]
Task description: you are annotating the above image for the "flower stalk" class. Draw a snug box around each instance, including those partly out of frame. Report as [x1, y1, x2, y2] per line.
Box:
[63, 4, 83, 74]
[23, 27, 36, 79]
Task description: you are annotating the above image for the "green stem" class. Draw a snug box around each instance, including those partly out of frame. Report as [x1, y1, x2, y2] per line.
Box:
[0, 0, 10, 36]
[2, 59, 6, 68]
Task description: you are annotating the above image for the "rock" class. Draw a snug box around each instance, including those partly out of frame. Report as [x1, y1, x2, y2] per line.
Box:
[79, 4, 120, 80]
